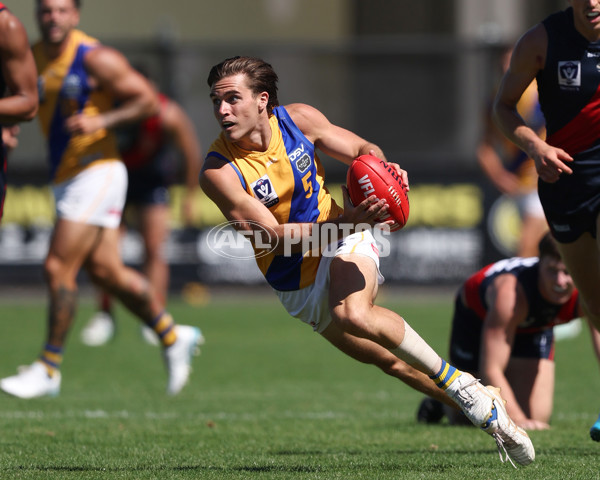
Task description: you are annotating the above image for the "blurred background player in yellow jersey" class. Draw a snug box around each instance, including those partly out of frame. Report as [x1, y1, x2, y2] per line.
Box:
[477, 47, 548, 258]
[0, 0, 203, 399]
[80, 65, 203, 347]
[0, 3, 39, 221]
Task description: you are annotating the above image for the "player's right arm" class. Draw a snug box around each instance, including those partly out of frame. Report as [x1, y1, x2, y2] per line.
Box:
[493, 24, 573, 184]
[200, 156, 389, 255]
[0, 10, 38, 124]
[64, 46, 159, 136]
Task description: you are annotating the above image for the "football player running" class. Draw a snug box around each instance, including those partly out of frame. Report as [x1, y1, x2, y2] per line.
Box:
[200, 55, 534, 466]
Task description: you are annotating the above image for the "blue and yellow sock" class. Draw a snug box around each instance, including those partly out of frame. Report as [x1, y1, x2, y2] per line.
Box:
[39, 344, 62, 377]
[149, 312, 177, 347]
[429, 359, 461, 391]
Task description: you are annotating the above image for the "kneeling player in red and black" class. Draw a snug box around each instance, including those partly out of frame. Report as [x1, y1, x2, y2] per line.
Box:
[417, 233, 600, 431]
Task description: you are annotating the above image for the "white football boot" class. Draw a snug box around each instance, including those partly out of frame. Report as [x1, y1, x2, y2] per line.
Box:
[446, 372, 495, 427]
[80, 311, 115, 346]
[447, 372, 535, 467]
[0, 361, 61, 399]
[483, 386, 535, 467]
[163, 325, 204, 395]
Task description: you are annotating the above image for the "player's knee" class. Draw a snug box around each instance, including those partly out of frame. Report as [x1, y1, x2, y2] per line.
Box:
[330, 302, 373, 332]
[43, 254, 63, 282]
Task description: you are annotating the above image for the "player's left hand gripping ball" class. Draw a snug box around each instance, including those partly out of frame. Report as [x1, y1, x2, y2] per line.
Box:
[346, 154, 410, 231]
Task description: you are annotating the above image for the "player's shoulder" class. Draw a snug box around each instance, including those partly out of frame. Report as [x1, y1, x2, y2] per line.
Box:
[284, 102, 322, 119]
[0, 7, 28, 50]
[83, 42, 132, 80]
[205, 135, 232, 167]
[67, 29, 101, 50]
[514, 23, 547, 57]
[284, 103, 329, 135]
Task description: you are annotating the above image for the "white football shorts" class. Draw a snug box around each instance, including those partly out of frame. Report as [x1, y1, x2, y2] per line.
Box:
[52, 161, 127, 229]
[515, 190, 545, 219]
[275, 229, 384, 334]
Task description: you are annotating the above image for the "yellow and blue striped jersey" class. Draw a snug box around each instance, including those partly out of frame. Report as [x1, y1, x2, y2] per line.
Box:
[33, 30, 120, 183]
[206, 106, 343, 291]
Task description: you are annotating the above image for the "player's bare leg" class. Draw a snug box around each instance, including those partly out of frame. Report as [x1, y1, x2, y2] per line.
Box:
[328, 254, 405, 350]
[84, 226, 203, 395]
[84, 227, 163, 323]
[0, 220, 102, 398]
[140, 203, 170, 308]
[518, 214, 548, 258]
[328, 253, 534, 466]
[44, 220, 105, 355]
[320, 321, 457, 409]
[555, 227, 600, 330]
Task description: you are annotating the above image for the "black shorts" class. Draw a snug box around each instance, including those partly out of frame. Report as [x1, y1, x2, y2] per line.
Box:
[538, 150, 600, 243]
[126, 170, 170, 207]
[448, 295, 555, 373]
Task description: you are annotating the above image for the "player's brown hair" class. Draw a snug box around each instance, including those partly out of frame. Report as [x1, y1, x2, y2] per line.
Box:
[207, 56, 279, 115]
[36, 0, 81, 8]
[538, 232, 561, 260]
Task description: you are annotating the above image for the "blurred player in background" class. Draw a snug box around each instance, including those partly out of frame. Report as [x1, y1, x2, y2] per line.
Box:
[0, 3, 39, 221]
[200, 55, 534, 466]
[492, 0, 600, 440]
[80, 65, 203, 347]
[477, 47, 548, 258]
[417, 233, 600, 430]
[0, 0, 202, 399]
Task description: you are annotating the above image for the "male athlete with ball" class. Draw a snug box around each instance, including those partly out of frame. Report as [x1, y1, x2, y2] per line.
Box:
[200, 56, 534, 467]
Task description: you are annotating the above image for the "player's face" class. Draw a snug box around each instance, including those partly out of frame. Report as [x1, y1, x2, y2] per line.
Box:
[37, 0, 80, 46]
[538, 255, 575, 305]
[210, 73, 269, 149]
[569, 0, 600, 41]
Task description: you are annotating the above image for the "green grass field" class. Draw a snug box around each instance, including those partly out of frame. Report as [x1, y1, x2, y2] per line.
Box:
[0, 287, 599, 479]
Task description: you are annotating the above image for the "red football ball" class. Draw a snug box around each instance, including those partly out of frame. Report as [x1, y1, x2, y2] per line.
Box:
[346, 154, 410, 231]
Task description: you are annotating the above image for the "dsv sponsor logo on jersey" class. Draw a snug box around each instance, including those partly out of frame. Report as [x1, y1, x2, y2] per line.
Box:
[290, 144, 312, 173]
[289, 144, 306, 162]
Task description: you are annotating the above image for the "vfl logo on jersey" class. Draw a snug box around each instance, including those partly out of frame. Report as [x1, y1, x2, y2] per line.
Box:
[63, 73, 83, 98]
[558, 61, 581, 87]
[251, 175, 279, 208]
